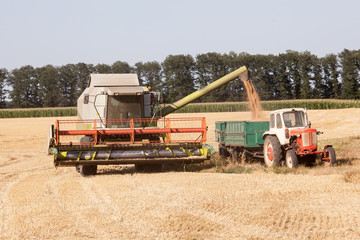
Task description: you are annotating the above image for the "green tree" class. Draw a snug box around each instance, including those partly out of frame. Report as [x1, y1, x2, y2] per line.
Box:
[339, 49, 359, 99]
[58, 64, 78, 106]
[0, 68, 8, 108]
[135, 61, 162, 91]
[111, 61, 132, 73]
[321, 54, 340, 98]
[223, 52, 248, 101]
[274, 54, 293, 100]
[38, 65, 60, 107]
[76, 63, 94, 96]
[195, 52, 228, 102]
[9, 65, 40, 108]
[311, 55, 323, 99]
[162, 55, 195, 103]
[298, 51, 313, 99]
[94, 63, 111, 73]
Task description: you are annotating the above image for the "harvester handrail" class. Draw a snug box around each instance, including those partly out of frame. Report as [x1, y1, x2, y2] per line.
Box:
[55, 117, 207, 146]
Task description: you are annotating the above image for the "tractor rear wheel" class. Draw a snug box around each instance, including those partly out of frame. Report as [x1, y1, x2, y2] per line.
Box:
[263, 136, 282, 167]
[285, 149, 298, 168]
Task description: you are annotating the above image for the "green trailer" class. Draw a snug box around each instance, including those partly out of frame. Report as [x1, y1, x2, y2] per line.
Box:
[215, 121, 270, 162]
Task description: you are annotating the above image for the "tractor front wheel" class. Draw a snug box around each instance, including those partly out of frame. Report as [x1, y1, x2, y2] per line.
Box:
[263, 136, 282, 167]
[285, 149, 298, 168]
[324, 147, 336, 166]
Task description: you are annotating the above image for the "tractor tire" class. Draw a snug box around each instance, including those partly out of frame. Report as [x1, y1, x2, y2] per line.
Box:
[263, 136, 283, 167]
[325, 147, 336, 166]
[79, 165, 97, 176]
[285, 149, 298, 168]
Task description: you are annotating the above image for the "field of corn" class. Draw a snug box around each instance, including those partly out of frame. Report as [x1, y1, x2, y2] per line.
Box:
[0, 99, 359, 118]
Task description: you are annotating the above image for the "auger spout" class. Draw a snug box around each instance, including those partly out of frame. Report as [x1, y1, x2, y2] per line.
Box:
[159, 66, 249, 117]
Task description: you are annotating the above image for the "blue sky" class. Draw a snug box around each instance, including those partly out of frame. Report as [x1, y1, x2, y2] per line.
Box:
[0, 0, 359, 70]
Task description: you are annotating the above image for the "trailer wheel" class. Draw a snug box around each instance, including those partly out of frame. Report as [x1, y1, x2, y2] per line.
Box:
[241, 151, 249, 164]
[231, 149, 239, 163]
[79, 165, 97, 176]
[285, 149, 298, 168]
[325, 147, 336, 166]
[219, 145, 229, 158]
[219, 146, 225, 157]
[263, 136, 282, 167]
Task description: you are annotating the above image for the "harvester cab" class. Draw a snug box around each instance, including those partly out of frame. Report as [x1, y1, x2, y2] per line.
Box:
[78, 74, 161, 128]
[48, 66, 249, 176]
[263, 108, 336, 168]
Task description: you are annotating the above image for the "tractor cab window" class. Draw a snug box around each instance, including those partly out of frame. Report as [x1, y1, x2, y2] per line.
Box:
[270, 114, 275, 128]
[106, 95, 143, 128]
[283, 111, 306, 128]
[276, 113, 282, 129]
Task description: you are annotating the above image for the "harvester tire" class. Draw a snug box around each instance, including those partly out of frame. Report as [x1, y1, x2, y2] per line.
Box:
[263, 136, 282, 167]
[80, 165, 97, 176]
[135, 164, 162, 173]
[325, 147, 336, 166]
[78, 136, 97, 176]
[285, 149, 298, 168]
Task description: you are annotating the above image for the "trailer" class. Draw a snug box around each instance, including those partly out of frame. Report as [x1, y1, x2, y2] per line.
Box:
[215, 121, 269, 163]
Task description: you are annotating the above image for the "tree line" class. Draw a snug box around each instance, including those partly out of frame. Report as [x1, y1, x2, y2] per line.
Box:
[0, 49, 359, 108]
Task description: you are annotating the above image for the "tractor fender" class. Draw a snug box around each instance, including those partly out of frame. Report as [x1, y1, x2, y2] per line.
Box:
[323, 145, 333, 150]
[262, 131, 272, 140]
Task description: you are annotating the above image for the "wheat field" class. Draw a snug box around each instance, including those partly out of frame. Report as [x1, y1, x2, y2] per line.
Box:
[0, 109, 360, 239]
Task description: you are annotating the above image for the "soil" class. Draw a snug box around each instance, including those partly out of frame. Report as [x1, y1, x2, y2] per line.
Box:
[0, 109, 360, 239]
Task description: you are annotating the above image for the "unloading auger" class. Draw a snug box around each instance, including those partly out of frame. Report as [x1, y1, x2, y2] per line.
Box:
[47, 66, 248, 175]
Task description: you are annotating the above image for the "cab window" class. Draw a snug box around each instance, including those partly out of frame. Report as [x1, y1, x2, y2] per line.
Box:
[276, 114, 282, 129]
[270, 114, 275, 128]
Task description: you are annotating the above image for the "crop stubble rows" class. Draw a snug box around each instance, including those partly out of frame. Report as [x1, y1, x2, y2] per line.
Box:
[0, 110, 360, 239]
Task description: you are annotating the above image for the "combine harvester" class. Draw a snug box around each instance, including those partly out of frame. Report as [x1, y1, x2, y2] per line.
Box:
[48, 66, 249, 175]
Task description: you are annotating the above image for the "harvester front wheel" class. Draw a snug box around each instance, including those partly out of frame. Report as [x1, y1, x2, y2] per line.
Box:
[80, 165, 97, 176]
[263, 136, 282, 167]
[78, 136, 97, 176]
[135, 164, 162, 172]
[285, 149, 298, 168]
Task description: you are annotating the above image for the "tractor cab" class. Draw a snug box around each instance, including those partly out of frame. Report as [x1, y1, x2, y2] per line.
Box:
[266, 108, 310, 146]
